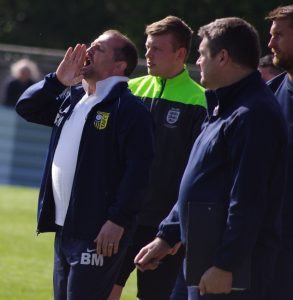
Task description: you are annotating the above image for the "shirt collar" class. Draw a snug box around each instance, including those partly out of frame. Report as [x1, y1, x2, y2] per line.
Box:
[285, 74, 293, 92]
[82, 76, 129, 98]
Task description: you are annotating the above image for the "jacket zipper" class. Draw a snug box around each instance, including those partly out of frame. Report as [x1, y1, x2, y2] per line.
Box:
[150, 78, 166, 111]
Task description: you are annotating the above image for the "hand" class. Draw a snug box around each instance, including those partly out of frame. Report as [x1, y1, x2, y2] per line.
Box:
[56, 43, 86, 86]
[199, 266, 232, 295]
[134, 237, 171, 271]
[94, 220, 124, 257]
[168, 242, 182, 255]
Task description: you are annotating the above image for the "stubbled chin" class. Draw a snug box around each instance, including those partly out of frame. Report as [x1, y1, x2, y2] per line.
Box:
[273, 56, 281, 66]
[148, 68, 159, 76]
[81, 65, 90, 72]
[81, 65, 92, 77]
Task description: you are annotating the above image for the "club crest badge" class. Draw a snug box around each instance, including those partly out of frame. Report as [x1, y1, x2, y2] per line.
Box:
[94, 111, 110, 130]
[166, 108, 180, 125]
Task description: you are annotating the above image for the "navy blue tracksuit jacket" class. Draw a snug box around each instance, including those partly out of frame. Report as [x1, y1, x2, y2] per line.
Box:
[267, 72, 293, 300]
[158, 71, 288, 300]
[16, 73, 154, 241]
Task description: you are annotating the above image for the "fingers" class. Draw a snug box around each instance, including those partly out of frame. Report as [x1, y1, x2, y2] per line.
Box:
[71, 44, 87, 68]
[62, 44, 86, 68]
[134, 246, 161, 272]
[63, 47, 73, 61]
[198, 267, 233, 295]
[94, 221, 124, 257]
[95, 236, 102, 255]
[95, 238, 117, 257]
[134, 238, 171, 272]
[134, 247, 149, 265]
[136, 259, 161, 272]
[169, 242, 181, 255]
[56, 44, 86, 86]
[102, 239, 109, 256]
[104, 242, 115, 257]
[70, 44, 82, 61]
[113, 241, 119, 255]
[199, 278, 207, 296]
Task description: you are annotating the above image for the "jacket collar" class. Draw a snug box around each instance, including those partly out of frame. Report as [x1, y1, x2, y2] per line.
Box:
[154, 66, 189, 85]
[70, 80, 129, 107]
[205, 70, 260, 119]
[82, 76, 129, 96]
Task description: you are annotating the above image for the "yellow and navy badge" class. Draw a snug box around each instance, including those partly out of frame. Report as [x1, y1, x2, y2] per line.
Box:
[93, 111, 110, 130]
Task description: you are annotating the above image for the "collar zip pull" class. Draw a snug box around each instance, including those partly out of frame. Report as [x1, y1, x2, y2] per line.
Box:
[213, 105, 219, 117]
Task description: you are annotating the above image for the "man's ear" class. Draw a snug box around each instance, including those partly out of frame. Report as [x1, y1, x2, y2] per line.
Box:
[176, 47, 187, 61]
[218, 49, 229, 65]
[115, 61, 127, 75]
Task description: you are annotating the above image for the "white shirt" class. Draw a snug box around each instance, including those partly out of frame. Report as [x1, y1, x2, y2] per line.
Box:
[51, 76, 128, 226]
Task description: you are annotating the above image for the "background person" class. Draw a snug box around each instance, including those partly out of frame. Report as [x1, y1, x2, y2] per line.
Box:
[134, 17, 288, 300]
[265, 5, 293, 300]
[109, 15, 206, 300]
[3, 58, 40, 107]
[15, 30, 154, 300]
[258, 54, 282, 81]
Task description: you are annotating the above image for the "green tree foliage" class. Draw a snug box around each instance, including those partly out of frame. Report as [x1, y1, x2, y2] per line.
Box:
[0, 0, 290, 59]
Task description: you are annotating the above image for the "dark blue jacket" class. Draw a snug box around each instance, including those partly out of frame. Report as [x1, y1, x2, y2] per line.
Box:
[268, 72, 293, 249]
[16, 73, 154, 240]
[158, 71, 288, 274]
[267, 72, 293, 299]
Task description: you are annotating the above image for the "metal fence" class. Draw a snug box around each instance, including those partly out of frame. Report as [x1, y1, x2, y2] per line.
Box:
[0, 106, 51, 187]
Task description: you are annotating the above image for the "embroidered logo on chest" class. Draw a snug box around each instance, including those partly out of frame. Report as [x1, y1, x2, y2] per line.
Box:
[93, 111, 110, 130]
[166, 108, 180, 125]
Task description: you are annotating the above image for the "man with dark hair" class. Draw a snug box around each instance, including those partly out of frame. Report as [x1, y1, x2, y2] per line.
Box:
[15, 30, 154, 300]
[265, 5, 293, 300]
[134, 17, 288, 300]
[258, 54, 283, 81]
[109, 16, 206, 300]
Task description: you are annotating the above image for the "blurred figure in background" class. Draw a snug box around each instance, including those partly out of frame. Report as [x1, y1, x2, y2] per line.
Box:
[3, 58, 40, 107]
[258, 54, 282, 81]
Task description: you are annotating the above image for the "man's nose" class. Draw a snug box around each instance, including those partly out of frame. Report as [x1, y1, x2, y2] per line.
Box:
[145, 48, 152, 58]
[268, 37, 275, 49]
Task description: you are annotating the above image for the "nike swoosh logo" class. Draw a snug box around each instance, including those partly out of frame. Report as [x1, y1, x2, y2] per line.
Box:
[86, 248, 97, 253]
[70, 261, 79, 266]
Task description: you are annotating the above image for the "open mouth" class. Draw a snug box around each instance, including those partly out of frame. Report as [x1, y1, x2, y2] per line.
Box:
[84, 57, 91, 67]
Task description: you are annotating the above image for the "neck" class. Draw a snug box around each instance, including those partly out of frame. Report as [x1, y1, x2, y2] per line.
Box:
[162, 65, 185, 79]
[216, 67, 254, 90]
[87, 85, 96, 95]
[83, 77, 97, 95]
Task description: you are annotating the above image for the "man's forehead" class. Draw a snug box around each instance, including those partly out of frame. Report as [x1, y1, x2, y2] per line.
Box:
[93, 34, 110, 44]
[146, 33, 173, 45]
[272, 18, 293, 30]
[93, 34, 122, 47]
[199, 37, 208, 49]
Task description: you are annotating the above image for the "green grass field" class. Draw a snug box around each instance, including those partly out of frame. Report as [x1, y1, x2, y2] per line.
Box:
[0, 185, 136, 300]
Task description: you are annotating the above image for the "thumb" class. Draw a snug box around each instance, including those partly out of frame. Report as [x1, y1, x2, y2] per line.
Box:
[199, 278, 206, 296]
[134, 247, 149, 265]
